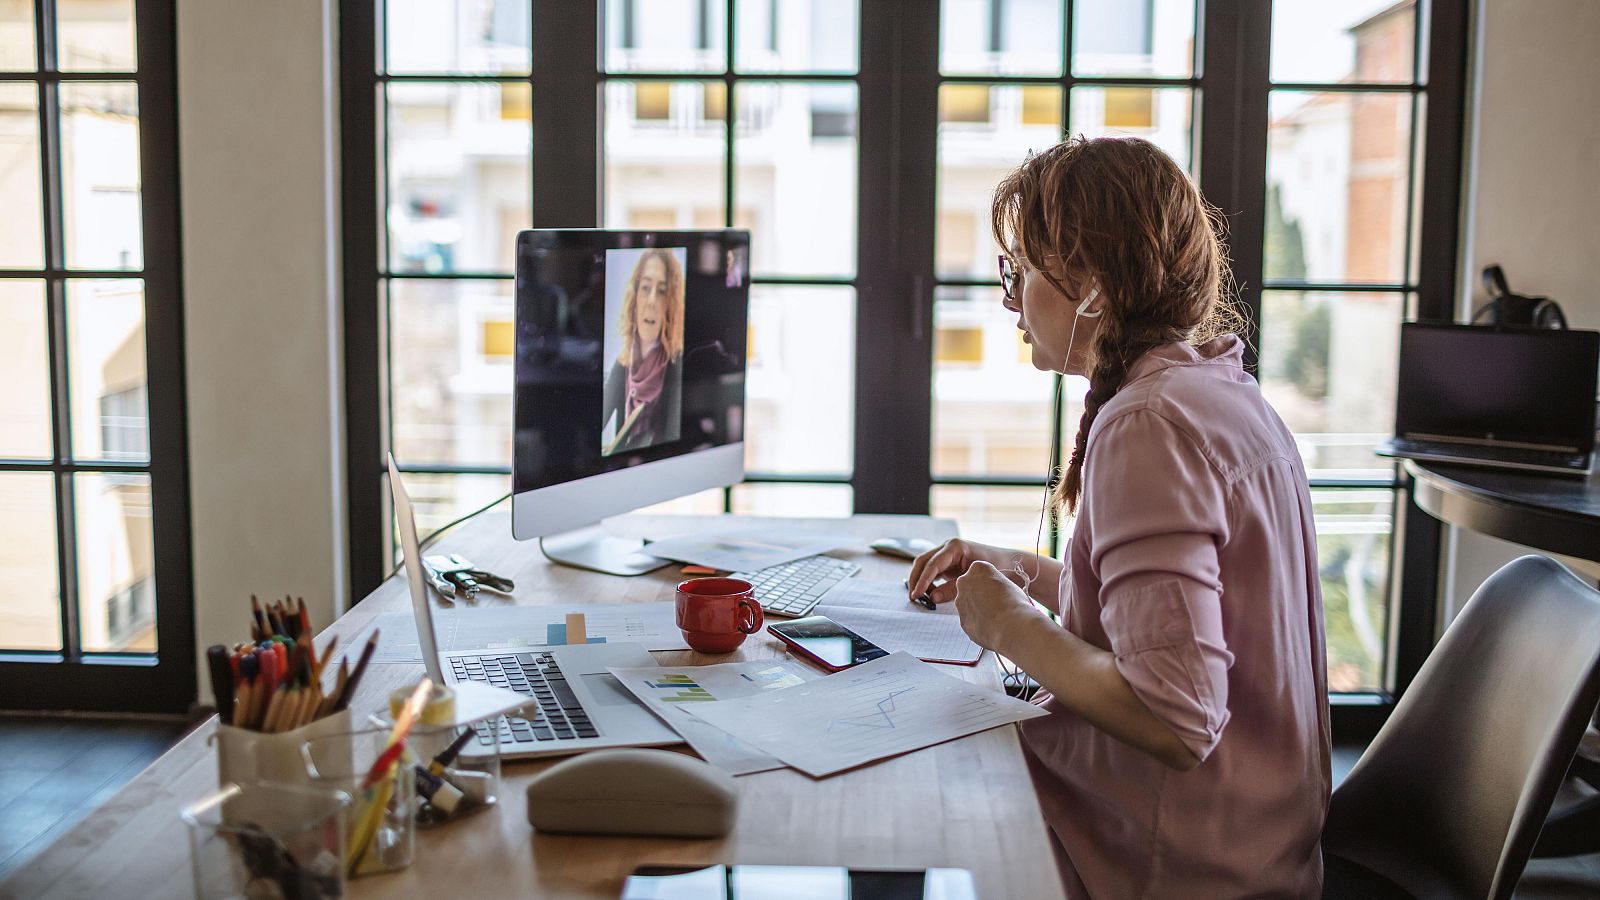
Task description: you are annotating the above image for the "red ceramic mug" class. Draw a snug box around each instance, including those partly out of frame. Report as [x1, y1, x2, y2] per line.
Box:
[676, 578, 764, 653]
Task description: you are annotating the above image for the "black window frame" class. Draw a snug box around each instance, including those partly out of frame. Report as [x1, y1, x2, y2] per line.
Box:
[341, 0, 1468, 728]
[0, 0, 193, 714]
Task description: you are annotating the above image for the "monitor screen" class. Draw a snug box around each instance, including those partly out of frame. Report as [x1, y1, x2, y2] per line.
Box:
[1395, 324, 1599, 449]
[513, 230, 749, 498]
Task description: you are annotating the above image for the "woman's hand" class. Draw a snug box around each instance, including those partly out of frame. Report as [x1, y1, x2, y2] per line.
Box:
[907, 538, 1004, 605]
[954, 561, 1046, 652]
[907, 538, 1062, 607]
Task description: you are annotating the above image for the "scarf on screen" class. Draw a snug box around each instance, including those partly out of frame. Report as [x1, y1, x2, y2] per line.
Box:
[625, 340, 669, 417]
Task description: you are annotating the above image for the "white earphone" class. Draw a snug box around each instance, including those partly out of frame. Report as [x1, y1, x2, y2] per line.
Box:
[1008, 283, 1102, 602]
[1075, 286, 1103, 318]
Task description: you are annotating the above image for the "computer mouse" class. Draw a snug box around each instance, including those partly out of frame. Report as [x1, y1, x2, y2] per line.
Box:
[525, 748, 738, 837]
[870, 537, 938, 560]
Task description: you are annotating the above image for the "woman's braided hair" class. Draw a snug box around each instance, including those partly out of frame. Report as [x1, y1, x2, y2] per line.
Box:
[991, 136, 1243, 514]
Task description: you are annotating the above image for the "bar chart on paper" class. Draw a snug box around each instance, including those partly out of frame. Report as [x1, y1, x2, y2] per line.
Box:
[685, 652, 1048, 777]
[644, 673, 715, 703]
[357, 602, 687, 664]
[609, 661, 817, 776]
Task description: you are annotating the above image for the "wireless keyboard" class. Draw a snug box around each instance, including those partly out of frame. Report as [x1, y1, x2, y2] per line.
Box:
[733, 554, 861, 618]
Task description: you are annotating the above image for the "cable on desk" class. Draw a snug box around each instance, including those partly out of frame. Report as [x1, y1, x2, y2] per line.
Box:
[385, 491, 512, 580]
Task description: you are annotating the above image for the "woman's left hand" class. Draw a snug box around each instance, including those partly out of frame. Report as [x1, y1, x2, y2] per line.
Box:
[954, 560, 1046, 652]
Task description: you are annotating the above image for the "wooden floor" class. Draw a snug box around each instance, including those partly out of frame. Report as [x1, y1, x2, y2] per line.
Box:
[0, 724, 1596, 895]
[0, 715, 189, 883]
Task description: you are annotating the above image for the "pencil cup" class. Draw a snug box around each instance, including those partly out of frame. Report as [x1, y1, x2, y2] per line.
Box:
[182, 780, 351, 900]
[301, 729, 416, 877]
[213, 708, 354, 789]
[370, 713, 502, 827]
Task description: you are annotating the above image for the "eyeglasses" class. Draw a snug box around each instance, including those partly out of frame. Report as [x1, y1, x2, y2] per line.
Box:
[998, 254, 1020, 304]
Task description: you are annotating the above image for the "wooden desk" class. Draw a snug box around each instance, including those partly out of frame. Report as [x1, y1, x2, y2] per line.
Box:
[3, 514, 1065, 900]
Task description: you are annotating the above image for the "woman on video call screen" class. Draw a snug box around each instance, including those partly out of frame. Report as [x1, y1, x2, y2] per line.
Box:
[601, 247, 687, 456]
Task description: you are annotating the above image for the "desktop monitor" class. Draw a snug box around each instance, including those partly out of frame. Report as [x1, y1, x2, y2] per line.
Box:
[512, 229, 750, 574]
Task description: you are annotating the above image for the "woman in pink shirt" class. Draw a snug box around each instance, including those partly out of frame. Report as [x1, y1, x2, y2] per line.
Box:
[909, 137, 1331, 897]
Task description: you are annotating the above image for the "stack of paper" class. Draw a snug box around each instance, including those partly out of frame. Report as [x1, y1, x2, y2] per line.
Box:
[683, 652, 1046, 777]
[607, 660, 818, 775]
[641, 525, 847, 571]
[813, 579, 982, 665]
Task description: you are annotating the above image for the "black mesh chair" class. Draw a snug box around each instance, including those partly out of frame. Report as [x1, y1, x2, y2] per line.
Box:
[1322, 555, 1600, 899]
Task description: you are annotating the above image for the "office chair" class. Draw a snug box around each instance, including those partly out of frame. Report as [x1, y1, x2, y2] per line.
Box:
[1321, 555, 1600, 900]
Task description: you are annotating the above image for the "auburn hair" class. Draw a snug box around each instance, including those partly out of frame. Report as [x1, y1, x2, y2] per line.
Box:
[990, 136, 1242, 514]
[617, 248, 686, 366]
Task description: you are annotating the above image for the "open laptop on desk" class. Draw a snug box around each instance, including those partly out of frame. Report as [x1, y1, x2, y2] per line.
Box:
[389, 454, 679, 759]
[1377, 323, 1599, 476]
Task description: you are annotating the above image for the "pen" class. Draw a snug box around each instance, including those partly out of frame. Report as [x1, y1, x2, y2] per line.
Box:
[206, 645, 234, 725]
[238, 653, 260, 728]
[903, 578, 938, 610]
[428, 728, 477, 776]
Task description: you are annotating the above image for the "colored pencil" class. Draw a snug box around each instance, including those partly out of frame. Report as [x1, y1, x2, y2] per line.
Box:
[334, 630, 379, 712]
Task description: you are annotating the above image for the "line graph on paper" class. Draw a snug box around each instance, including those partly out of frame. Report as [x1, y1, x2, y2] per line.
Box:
[827, 687, 917, 732]
[683, 652, 1049, 777]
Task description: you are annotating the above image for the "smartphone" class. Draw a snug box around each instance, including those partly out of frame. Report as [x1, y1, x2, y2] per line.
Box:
[767, 615, 890, 672]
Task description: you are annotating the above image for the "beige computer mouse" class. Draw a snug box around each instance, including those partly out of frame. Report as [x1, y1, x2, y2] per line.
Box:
[525, 748, 738, 837]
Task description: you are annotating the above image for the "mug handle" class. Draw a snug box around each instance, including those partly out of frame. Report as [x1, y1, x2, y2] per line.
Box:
[737, 596, 764, 634]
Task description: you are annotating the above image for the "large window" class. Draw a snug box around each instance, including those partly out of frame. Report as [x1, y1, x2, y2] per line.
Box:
[1257, 0, 1428, 691]
[0, 0, 190, 712]
[344, 0, 1465, 704]
[931, 0, 1197, 554]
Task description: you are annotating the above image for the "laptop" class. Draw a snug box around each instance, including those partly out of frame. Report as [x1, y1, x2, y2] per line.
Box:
[388, 454, 680, 759]
[1376, 323, 1599, 476]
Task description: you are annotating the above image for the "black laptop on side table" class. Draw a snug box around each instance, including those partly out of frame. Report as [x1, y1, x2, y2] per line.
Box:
[1377, 323, 1600, 477]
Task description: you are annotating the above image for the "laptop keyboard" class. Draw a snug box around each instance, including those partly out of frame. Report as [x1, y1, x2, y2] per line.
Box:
[733, 554, 861, 618]
[1398, 439, 1587, 470]
[450, 651, 599, 744]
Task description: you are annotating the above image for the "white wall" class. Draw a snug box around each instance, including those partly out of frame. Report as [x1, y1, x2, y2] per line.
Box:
[178, 0, 346, 702]
[1442, 0, 1600, 624]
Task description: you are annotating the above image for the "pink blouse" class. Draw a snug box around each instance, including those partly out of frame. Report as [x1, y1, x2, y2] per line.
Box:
[1020, 336, 1331, 898]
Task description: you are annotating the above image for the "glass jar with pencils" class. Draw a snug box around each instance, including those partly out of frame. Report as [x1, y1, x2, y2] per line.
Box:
[369, 713, 504, 827]
[301, 729, 417, 878]
[183, 780, 352, 900]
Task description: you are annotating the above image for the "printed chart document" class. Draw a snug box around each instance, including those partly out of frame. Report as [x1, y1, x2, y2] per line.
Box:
[357, 602, 688, 664]
[813, 579, 981, 665]
[683, 652, 1046, 777]
[607, 660, 817, 775]
[641, 526, 845, 572]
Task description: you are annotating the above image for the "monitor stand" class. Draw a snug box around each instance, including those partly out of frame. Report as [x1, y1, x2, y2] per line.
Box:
[539, 525, 673, 577]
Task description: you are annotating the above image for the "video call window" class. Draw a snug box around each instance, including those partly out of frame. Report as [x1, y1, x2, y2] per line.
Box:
[602, 247, 689, 455]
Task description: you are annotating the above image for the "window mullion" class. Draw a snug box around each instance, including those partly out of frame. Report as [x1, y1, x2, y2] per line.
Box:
[724, 0, 735, 228]
[1197, 0, 1270, 372]
[853, 0, 937, 514]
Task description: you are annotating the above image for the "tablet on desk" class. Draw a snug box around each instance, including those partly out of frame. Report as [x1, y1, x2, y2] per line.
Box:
[623, 865, 977, 900]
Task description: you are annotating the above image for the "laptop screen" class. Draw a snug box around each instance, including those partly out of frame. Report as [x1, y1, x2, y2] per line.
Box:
[1395, 324, 1599, 450]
